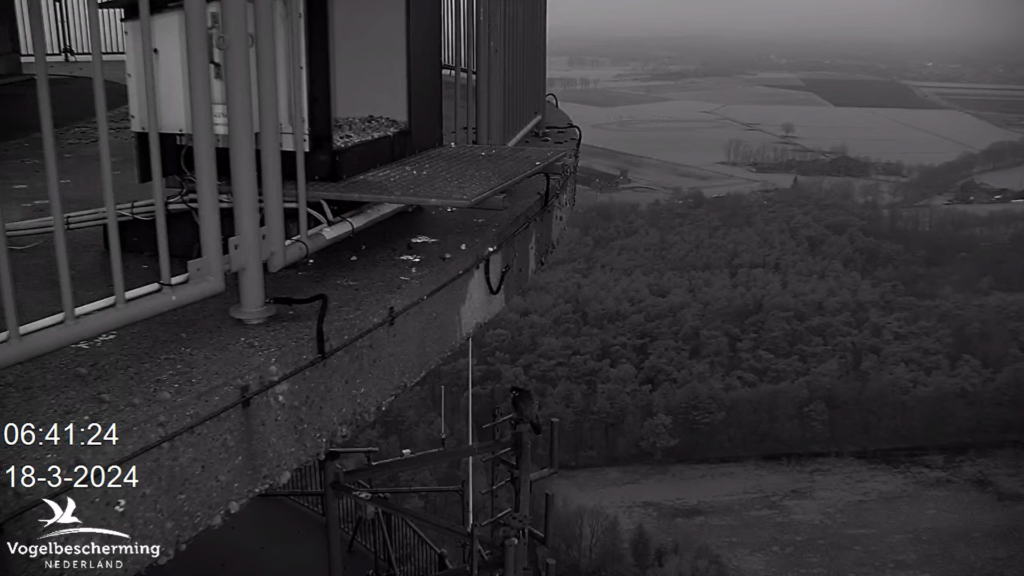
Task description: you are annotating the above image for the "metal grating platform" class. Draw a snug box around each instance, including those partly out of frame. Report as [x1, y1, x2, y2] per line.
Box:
[303, 145, 567, 208]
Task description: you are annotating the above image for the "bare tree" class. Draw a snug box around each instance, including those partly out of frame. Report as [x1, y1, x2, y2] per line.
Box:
[781, 122, 796, 137]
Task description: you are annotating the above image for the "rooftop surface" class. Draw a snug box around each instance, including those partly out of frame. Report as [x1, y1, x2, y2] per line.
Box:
[0, 66, 578, 575]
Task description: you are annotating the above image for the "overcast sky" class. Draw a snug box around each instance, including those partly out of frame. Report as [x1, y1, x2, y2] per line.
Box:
[547, 0, 1024, 46]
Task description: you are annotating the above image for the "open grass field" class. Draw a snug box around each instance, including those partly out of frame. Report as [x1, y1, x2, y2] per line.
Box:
[557, 74, 1023, 195]
[977, 165, 1024, 189]
[711, 105, 1021, 165]
[784, 78, 942, 109]
[652, 86, 831, 107]
[944, 97, 1024, 115]
[551, 449, 1024, 576]
[902, 81, 1024, 117]
[556, 88, 673, 108]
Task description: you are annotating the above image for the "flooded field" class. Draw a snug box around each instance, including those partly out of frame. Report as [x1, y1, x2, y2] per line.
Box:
[552, 449, 1024, 576]
[553, 73, 1022, 169]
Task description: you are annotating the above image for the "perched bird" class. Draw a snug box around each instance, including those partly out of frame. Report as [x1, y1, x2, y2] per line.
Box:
[509, 385, 543, 435]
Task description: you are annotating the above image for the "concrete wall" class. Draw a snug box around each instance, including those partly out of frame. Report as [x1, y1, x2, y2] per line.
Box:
[0, 0, 22, 77]
[330, 0, 408, 121]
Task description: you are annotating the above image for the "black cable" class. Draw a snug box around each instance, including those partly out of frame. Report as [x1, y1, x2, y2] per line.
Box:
[545, 93, 559, 108]
[268, 294, 329, 359]
[483, 255, 511, 295]
[0, 129, 580, 530]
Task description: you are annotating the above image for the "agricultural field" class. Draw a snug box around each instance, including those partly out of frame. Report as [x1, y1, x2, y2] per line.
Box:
[786, 77, 942, 109]
[977, 165, 1024, 189]
[944, 98, 1024, 115]
[905, 81, 1024, 116]
[553, 72, 1023, 193]
[710, 105, 1018, 165]
[551, 450, 1024, 576]
[556, 89, 672, 108]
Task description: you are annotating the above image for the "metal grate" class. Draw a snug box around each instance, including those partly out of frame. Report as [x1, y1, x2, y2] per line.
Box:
[305, 145, 566, 208]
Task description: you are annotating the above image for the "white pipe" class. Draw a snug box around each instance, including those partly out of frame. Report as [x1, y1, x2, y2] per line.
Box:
[3, 203, 404, 342]
[0, 272, 190, 344]
[8, 202, 327, 237]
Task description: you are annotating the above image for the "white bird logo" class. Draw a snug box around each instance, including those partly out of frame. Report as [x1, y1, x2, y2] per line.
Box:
[36, 497, 131, 540]
[39, 497, 82, 529]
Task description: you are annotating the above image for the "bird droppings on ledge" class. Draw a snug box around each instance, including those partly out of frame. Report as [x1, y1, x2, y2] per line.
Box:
[410, 235, 438, 243]
[332, 115, 407, 150]
[400, 255, 422, 262]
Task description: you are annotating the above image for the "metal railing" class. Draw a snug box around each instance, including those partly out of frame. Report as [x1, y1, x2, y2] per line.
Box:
[1, 0, 550, 368]
[443, 0, 547, 146]
[0, 0, 226, 368]
[15, 0, 126, 58]
[272, 458, 452, 576]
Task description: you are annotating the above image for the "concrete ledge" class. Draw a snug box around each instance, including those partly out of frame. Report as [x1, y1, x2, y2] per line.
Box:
[0, 105, 578, 575]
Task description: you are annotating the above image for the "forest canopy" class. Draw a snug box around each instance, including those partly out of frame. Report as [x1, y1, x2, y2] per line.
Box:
[354, 183, 1024, 471]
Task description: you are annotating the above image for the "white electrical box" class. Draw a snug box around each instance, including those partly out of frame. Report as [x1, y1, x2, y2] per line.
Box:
[124, 0, 308, 151]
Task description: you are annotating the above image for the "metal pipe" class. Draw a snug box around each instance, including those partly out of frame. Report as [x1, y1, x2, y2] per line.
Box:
[0, 276, 223, 369]
[87, 0, 126, 306]
[184, 0, 225, 284]
[324, 452, 345, 576]
[543, 491, 554, 545]
[514, 429, 533, 571]
[504, 538, 516, 576]
[550, 417, 559, 471]
[138, 0, 172, 285]
[289, 0, 308, 239]
[507, 114, 542, 147]
[0, 202, 19, 343]
[453, 0, 462, 144]
[26, 0, 75, 323]
[222, 0, 275, 324]
[468, 335, 474, 529]
[255, 0, 286, 272]
[356, 485, 464, 494]
[280, 203, 408, 268]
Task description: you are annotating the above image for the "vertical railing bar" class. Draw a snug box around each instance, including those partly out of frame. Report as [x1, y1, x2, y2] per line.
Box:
[503, 0, 510, 142]
[27, 0, 76, 323]
[453, 0, 462, 144]
[517, 0, 523, 132]
[464, 0, 474, 144]
[512, 0, 518, 135]
[87, 0, 126, 306]
[138, 0, 172, 285]
[475, 0, 488, 144]
[75, 0, 88, 55]
[223, 0, 274, 322]
[184, 0, 225, 283]
[45, 1, 57, 56]
[255, 0, 286, 272]
[490, 0, 500, 144]
[0, 202, 21, 343]
[289, 0, 308, 239]
[539, 0, 548, 129]
[501, 0, 509, 142]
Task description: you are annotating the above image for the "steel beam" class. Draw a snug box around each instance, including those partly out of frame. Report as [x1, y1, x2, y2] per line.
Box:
[344, 440, 511, 482]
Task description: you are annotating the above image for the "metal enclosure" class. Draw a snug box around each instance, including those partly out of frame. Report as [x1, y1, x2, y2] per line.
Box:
[123, 0, 309, 150]
[113, 0, 441, 184]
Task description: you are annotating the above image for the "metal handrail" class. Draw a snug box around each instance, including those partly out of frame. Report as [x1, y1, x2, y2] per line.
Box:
[272, 459, 452, 576]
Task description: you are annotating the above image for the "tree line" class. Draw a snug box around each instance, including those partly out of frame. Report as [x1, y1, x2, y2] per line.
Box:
[898, 137, 1024, 206]
[342, 180, 1024, 574]
[548, 77, 602, 91]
